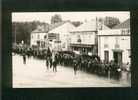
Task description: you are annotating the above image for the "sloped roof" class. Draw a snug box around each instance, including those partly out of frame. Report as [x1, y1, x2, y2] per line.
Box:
[31, 22, 66, 33]
[98, 29, 130, 36]
[71, 21, 97, 32]
[71, 21, 110, 32]
[49, 21, 66, 31]
[102, 25, 111, 30]
[113, 19, 130, 29]
[48, 21, 76, 33]
[31, 24, 49, 33]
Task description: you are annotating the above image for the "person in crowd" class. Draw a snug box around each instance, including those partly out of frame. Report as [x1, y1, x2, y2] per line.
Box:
[116, 64, 122, 80]
[46, 47, 52, 69]
[46, 56, 49, 70]
[93, 57, 98, 73]
[47, 47, 52, 58]
[23, 53, 26, 64]
[126, 62, 131, 81]
[109, 60, 115, 78]
[49, 56, 53, 69]
[73, 58, 78, 75]
[104, 61, 110, 77]
[53, 53, 58, 72]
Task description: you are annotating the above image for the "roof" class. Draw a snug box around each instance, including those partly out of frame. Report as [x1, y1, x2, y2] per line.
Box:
[48, 21, 76, 33]
[98, 29, 130, 36]
[31, 22, 66, 34]
[102, 25, 111, 30]
[31, 24, 49, 33]
[71, 20, 110, 32]
[71, 21, 97, 32]
[49, 21, 66, 31]
[113, 19, 130, 29]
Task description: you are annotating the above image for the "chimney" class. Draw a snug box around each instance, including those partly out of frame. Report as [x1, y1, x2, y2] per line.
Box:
[96, 17, 98, 31]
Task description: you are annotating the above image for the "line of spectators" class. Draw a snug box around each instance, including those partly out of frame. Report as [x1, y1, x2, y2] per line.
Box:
[12, 45, 131, 80]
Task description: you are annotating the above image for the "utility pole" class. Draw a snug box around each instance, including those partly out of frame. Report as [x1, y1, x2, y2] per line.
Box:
[95, 17, 98, 55]
[14, 23, 16, 44]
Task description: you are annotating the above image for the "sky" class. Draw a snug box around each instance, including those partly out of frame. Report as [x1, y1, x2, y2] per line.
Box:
[12, 11, 130, 23]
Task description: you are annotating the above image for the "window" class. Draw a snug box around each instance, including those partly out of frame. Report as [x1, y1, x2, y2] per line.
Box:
[115, 44, 120, 49]
[77, 35, 81, 39]
[62, 43, 66, 48]
[104, 50, 109, 63]
[44, 35, 47, 39]
[104, 44, 108, 48]
[115, 37, 120, 48]
[128, 49, 131, 58]
[74, 47, 78, 51]
[115, 37, 119, 44]
[104, 37, 108, 48]
[104, 37, 108, 41]
[31, 35, 33, 39]
[37, 35, 40, 39]
[121, 30, 125, 35]
[127, 29, 130, 34]
[77, 39, 81, 43]
[121, 29, 130, 35]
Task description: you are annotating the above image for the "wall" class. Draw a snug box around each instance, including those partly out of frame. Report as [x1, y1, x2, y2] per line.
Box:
[98, 34, 130, 64]
[30, 32, 47, 46]
[70, 31, 96, 45]
[49, 22, 76, 51]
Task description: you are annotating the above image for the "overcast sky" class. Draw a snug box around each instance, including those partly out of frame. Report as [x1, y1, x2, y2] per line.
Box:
[12, 11, 130, 23]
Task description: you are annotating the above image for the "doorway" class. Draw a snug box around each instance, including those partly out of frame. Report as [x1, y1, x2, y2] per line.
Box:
[104, 50, 109, 63]
[113, 51, 122, 65]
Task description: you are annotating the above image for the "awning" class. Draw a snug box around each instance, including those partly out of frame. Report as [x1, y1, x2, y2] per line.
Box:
[112, 49, 123, 52]
[70, 43, 93, 48]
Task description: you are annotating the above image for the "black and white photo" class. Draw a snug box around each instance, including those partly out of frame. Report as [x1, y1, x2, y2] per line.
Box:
[12, 11, 131, 88]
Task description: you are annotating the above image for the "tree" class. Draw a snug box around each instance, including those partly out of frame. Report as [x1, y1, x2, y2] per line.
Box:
[12, 21, 49, 45]
[71, 21, 83, 27]
[51, 14, 62, 24]
[104, 17, 120, 28]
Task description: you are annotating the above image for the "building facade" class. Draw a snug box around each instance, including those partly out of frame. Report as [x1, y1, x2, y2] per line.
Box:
[30, 21, 76, 51]
[70, 19, 110, 55]
[30, 25, 49, 49]
[48, 21, 76, 51]
[98, 19, 130, 65]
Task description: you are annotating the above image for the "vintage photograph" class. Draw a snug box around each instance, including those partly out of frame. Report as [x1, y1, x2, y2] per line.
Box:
[12, 12, 131, 88]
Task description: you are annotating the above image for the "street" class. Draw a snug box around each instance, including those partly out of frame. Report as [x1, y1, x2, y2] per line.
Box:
[12, 54, 131, 88]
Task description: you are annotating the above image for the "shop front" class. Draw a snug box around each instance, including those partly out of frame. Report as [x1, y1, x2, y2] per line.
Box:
[70, 43, 95, 55]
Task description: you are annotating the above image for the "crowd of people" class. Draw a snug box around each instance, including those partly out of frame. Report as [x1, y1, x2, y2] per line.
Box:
[12, 45, 131, 81]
